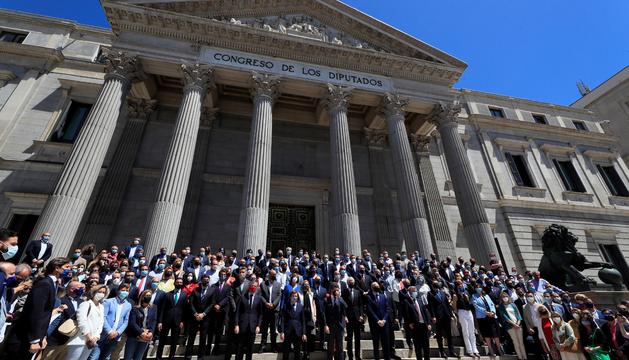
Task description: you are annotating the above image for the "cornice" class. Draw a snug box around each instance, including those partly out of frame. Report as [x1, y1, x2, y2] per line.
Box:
[0, 41, 64, 71]
[498, 198, 629, 219]
[469, 114, 617, 146]
[0, 9, 112, 38]
[101, 1, 462, 86]
[458, 88, 595, 117]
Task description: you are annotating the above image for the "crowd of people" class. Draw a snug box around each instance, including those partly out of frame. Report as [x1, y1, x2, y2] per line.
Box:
[0, 228, 628, 360]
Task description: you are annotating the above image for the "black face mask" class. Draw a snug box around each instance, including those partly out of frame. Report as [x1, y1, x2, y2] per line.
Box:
[202, 281, 210, 287]
[142, 295, 152, 303]
[174, 284, 183, 290]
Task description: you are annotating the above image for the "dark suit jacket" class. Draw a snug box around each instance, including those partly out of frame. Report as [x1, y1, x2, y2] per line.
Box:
[22, 240, 53, 264]
[158, 290, 188, 326]
[235, 292, 263, 333]
[322, 296, 347, 331]
[367, 292, 392, 324]
[428, 290, 453, 319]
[401, 297, 432, 327]
[259, 281, 281, 312]
[12, 276, 56, 345]
[302, 292, 316, 330]
[342, 287, 364, 323]
[126, 305, 157, 338]
[190, 285, 214, 316]
[354, 273, 372, 294]
[280, 302, 307, 337]
[211, 281, 232, 315]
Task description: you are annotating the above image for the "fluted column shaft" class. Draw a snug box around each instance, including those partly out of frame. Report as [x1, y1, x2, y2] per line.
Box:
[237, 73, 280, 256]
[383, 93, 432, 256]
[431, 103, 497, 265]
[28, 51, 141, 258]
[82, 98, 157, 248]
[143, 64, 213, 258]
[327, 85, 361, 255]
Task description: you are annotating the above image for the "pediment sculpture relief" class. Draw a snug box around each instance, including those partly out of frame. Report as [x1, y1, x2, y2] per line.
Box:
[212, 14, 388, 53]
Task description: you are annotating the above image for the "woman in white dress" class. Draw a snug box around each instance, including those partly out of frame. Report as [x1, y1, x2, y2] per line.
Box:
[65, 285, 108, 360]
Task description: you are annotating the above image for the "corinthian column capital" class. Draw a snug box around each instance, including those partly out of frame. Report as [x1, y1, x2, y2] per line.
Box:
[99, 50, 144, 84]
[427, 101, 462, 128]
[250, 72, 280, 103]
[127, 97, 157, 120]
[325, 84, 352, 113]
[381, 92, 409, 119]
[200, 107, 219, 128]
[409, 133, 432, 153]
[181, 63, 214, 94]
[364, 127, 388, 147]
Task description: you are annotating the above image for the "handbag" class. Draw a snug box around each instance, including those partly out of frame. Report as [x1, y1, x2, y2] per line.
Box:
[57, 318, 78, 337]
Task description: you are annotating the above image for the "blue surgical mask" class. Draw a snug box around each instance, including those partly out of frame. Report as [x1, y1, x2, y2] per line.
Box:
[475, 288, 483, 295]
[158, 264, 166, 270]
[42, 236, 50, 243]
[141, 270, 149, 277]
[118, 291, 129, 300]
[61, 268, 73, 280]
[1, 245, 18, 260]
[151, 283, 158, 290]
[73, 288, 85, 297]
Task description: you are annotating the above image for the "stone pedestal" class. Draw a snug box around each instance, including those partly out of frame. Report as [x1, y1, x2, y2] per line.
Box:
[430, 102, 497, 265]
[327, 84, 361, 255]
[236, 72, 280, 256]
[28, 51, 142, 258]
[143, 64, 213, 258]
[382, 93, 432, 256]
[82, 97, 157, 248]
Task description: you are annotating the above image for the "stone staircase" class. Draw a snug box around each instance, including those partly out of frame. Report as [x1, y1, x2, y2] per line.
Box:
[144, 325, 518, 360]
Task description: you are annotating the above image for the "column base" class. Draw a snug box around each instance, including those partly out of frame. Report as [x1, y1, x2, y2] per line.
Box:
[237, 207, 269, 256]
[402, 217, 432, 257]
[463, 222, 497, 265]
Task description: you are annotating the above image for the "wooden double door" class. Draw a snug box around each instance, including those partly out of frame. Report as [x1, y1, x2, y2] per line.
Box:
[267, 204, 315, 255]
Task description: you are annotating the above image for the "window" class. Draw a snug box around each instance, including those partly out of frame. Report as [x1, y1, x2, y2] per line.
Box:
[573, 121, 588, 131]
[532, 114, 547, 125]
[489, 107, 505, 118]
[50, 101, 92, 143]
[505, 152, 535, 187]
[553, 159, 586, 193]
[597, 164, 629, 197]
[0, 30, 27, 44]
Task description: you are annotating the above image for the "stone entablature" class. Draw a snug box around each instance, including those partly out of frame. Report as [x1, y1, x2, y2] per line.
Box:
[101, 0, 463, 85]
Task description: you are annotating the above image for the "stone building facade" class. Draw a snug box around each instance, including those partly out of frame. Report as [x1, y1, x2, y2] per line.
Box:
[1, 2, 628, 284]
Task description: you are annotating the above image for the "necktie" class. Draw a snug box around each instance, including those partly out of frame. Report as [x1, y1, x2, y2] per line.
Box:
[351, 290, 354, 303]
[269, 285, 272, 303]
[138, 277, 145, 291]
[174, 291, 179, 304]
[220, 283, 223, 293]
[415, 300, 424, 323]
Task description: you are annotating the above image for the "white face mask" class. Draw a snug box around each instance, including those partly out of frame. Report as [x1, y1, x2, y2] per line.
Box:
[94, 293, 106, 302]
[526, 296, 535, 304]
[552, 317, 562, 324]
[572, 313, 580, 321]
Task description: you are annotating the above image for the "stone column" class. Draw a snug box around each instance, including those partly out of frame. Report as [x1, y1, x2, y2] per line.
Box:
[82, 97, 157, 248]
[236, 72, 280, 256]
[28, 51, 142, 258]
[409, 134, 456, 258]
[382, 93, 433, 256]
[327, 84, 361, 255]
[143, 64, 214, 258]
[430, 102, 497, 265]
[177, 107, 216, 247]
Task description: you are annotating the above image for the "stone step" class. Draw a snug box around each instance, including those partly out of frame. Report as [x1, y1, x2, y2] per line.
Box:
[145, 351, 517, 360]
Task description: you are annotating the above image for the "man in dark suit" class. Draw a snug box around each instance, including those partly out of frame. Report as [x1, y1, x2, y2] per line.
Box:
[311, 276, 327, 349]
[124, 237, 143, 261]
[280, 290, 307, 360]
[6, 257, 71, 358]
[322, 283, 347, 360]
[235, 280, 262, 360]
[259, 269, 282, 352]
[428, 281, 456, 357]
[342, 277, 364, 360]
[22, 232, 53, 266]
[354, 265, 372, 295]
[149, 247, 169, 270]
[156, 277, 188, 360]
[209, 269, 231, 355]
[185, 274, 214, 360]
[401, 286, 433, 360]
[224, 268, 246, 360]
[367, 282, 393, 360]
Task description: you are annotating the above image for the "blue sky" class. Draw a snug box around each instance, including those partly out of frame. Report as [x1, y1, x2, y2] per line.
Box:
[1, 0, 626, 105]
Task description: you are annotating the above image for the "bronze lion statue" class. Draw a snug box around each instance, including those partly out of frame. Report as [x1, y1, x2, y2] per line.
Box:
[538, 224, 618, 291]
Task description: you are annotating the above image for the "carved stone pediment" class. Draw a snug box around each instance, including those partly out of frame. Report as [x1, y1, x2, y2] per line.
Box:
[212, 14, 386, 53]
